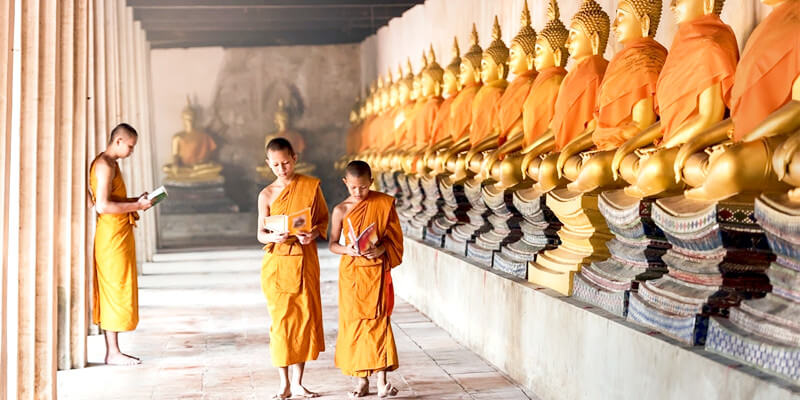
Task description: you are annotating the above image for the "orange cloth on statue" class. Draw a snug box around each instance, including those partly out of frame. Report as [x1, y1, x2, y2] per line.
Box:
[498, 69, 538, 142]
[377, 109, 398, 152]
[261, 174, 329, 367]
[551, 55, 608, 151]
[592, 37, 667, 150]
[368, 113, 385, 150]
[90, 159, 139, 332]
[358, 115, 376, 152]
[730, 1, 800, 142]
[177, 131, 217, 166]
[393, 102, 416, 148]
[411, 96, 443, 146]
[429, 95, 456, 145]
[469, 81, 507, 146]
[656, 14, 738, 142]
[523, 66, 567, 146]
[449, 82, 482, 141]
[334, 191, 404, 377]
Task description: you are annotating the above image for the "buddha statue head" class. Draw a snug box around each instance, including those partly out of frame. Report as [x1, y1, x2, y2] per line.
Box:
[568, 0, 611, 60]
[670, 0, 725, 24]
[398, 61, 414, 104]
[387, 68, 399, 108]
[481, 16, 509, 84]
[614, 0, 662, 44]
[275, 99, 289, 131]
[411, 51, 428, 101]
[444, 37, 462, 96]
[422, 45, 444, 98]
[379, 75, 391, 112]
[461, 23, 483, 88]
[510, 0, 537, 75]
[181, 96, 196, 132]
[536, 0, 570, 70]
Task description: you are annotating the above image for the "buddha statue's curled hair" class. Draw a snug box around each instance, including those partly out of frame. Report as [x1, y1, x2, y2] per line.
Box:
[571, 0, 611, 55]
[424, 44, 444, 83]
[463, 23, 483, 71]
[485, 16, 509, 66]
[511, 0, 537, 56]
[619, 0, 663, 37]
[540, 0, 570, 67]
[446, 37, 461, 77]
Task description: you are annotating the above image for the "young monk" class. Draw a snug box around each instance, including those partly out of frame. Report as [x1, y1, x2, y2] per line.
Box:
[329, 160, 403, 398]
[89, 123, 152, 365]
[257, 137, 328, 399]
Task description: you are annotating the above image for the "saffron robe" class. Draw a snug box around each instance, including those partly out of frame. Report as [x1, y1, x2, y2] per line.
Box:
[656, 14, 739, 142]
[358, 115, 376, 152]
[730, 1, 800, 141]
[176, 131, 217, 166]
[393, 101, 417, 148]
[90, 159, 139, 332]
[449, 82, 482, 142]
[411, 96, 443, 146]
[334, 192, 404, 377]
[261, 174, 329, 367]
[592, 37, 667, 150]
[497, 69, 538, 142]
[469, 81, 507, 146]
[523, 66, 567, 146]
[551, 55, 608, 151]
[429, 95, 456, 145]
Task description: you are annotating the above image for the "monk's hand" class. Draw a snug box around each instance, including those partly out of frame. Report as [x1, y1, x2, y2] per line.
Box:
[345, 243, 361, 257]
[363, 244, 385, 260]
[137, 194, 153, 211]
[296, 230, 318, 245]
[267, 231, 289, 243]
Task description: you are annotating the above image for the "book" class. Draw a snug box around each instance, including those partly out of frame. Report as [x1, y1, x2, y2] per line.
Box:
[263, 207, 311, 236]
[147, 186, 168, 207]
[347, 218, 378, 255]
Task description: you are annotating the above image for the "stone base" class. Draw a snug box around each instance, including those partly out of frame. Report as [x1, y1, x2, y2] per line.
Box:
[158, 211, 257, 249]
[628, 292, 709, 345]
[161, 178, 239, 215]
[572, 273, 628, 317]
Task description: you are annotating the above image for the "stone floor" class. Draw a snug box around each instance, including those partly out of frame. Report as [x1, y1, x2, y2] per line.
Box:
[58, 248, 536, 400]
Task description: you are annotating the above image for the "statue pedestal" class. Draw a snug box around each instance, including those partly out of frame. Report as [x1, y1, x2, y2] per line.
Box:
[408, 176, 442, 241]
[398, 175, 425, 239]
[466, 186, 523, 267]
[571, 190, 670, 317]
[445, 179, 491, 256]
[424, 177, 469, 248]
[627, 195, 772, 345]
[704, 193, 800, 381]
[161, 177, 239, 214]
[379, 171, 399, 199]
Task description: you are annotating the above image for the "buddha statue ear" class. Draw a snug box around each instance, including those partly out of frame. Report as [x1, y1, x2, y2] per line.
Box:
[590, 31, 601, 56]
[526, 53, 535, 71]
[498, 62, 507, 80]
[434, 81, 442, 97]
[553, 48, 563, 68]
[641, 14, 651, 38]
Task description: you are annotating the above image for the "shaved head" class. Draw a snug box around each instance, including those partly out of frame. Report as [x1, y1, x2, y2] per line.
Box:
[108, 123, 138, 144]
[345, 160, 372, 179]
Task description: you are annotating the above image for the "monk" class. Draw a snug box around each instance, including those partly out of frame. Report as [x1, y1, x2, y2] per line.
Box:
[257, 138, 329, 399]
[89, 123, 152, 366]
[329, 160, 403, 398]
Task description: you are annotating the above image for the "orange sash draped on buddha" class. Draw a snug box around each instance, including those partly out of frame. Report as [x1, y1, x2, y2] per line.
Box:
[429, 95, 456, 145]
[393, 102, 417, 148]
[449, 82, 481, 142]
[656, 14, 738, 142]
[379, 109, 400, 152]
[346, 121, 362, 154]
[592, 37, 667, 150]
[523, 66, 567, 146]
[469, 81, 507, 146]
[358, 115, 376, 152]
[551, 55, 608, 151]
[411, 97, 443, 146]
[730, 1, 800, 142]
[177, 132, 217, 166]
[90, 160, 139, 332]
[497, 70, 538, 143]
[261, 174, 329, 367]
[334, 191, 403, 377]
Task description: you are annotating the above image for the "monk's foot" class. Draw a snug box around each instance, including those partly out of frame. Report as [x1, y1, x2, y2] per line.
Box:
[290, 384, 320, 399]
[272, 385, 291, 400]
[378, 382, 398, 398]
[104, 352, 141, 366]
[348, 378, 369, 398]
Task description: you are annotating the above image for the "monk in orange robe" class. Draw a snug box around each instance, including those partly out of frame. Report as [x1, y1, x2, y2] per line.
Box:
[330, 160, 403, 398]
[89, 123, 152, 366]
[258, 138, 329, 400]
[523, 66, 567, 146]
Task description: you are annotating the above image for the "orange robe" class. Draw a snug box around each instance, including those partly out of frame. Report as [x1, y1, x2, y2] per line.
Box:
[551, 55, 608, 151]
[523, 66, 567, 146]
[378, 109, 399, 152]
[90, 159, 139, 332]
[730, 1, 800, 142]
[411, 96, 443, 146]
[592, 37, 667, 150]
[177, 131, 217, 166]
[261, 174, 329, 367]
[449, 82, 481, 142]
[469, 81, 507, 146]
[393, 102, 416, 148]
[335, 191, 403, 377]
[429, 95, 456, 145]
[497, 70, 538, 143]
[656, 14, 738, 142]
[359, 115, 376, 152]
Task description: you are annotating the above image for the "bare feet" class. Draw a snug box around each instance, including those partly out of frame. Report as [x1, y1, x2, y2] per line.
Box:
[378, 382, 398, 398]
[290, 384, 320, 399]
[104, 352, 141, 366]
[348, 378, 369, 398]
[272, 383, 291, 399]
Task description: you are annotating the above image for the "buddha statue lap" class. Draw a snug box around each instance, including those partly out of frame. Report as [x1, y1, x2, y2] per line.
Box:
[162, 97, 223, 183]
[257, 99, 314, 179]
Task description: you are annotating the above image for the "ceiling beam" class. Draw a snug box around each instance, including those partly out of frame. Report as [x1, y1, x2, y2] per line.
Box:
[141, 19, 387, 31]
[132, 7, 405, 23]
[128, 0, 423, 7]
[149, 28, 372, 48]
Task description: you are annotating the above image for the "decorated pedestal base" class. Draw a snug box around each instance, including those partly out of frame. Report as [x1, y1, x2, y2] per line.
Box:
[704, 193, 800, 382]
[527, 189, 612, 296]
[466, 186, 523, 267]
[407, 175, 442, 241]
[627, 195, 772, 345]
[379, 171, 399, 199]
[399, 175, 425, 239]
[444, 179, 491, 256]
[572, 190, 670, 317]
[425, 177, 469, 248]
[394, 173, 414, 216]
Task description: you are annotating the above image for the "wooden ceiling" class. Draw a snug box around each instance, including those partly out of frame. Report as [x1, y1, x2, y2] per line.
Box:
[128, 0, 425, 49]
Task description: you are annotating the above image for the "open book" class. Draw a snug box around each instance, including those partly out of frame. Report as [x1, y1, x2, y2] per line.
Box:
[147, 186, 168, 207]
[264, 207, 311, 236]
[347, 218, 378, 255]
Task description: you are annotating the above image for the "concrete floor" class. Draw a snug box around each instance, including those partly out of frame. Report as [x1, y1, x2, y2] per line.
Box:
[57, 248, 535, 400]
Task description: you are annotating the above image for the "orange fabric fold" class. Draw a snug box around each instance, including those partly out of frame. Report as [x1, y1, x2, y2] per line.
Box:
[358, 115, 376, 152]
[261, 174, 329, 367]
[393, 102, 416, 148]
[656, 14, 739, 142]
[378, 108, 400, 151]
[592, 37, 667, 150]
[523, 66, 567, 146]
[178, 132, 217, 166]
[429, 95, 456, 145]
[498, 69, 538, 141]
[334, 191, 403, 377]
[449, 82, 482, 141]
[411, 96, 443, 146]
[730, 1, 800, 142]
[551, 55, 608, 151]
[469, 81, 507, 146]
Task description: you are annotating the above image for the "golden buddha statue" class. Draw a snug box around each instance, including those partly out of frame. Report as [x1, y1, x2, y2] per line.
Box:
[372, 70, 398, 172]
[163, 96, 223, 182]
[398, 52, 432, 173]
[671, 0, 800, 202]
[612, 0, 738, 199]
[387, 61, 416, 172]
[491, 0, 569, 190]
[423, 37, 462, 175]
[408, 45, 445, 175]
[257, 99, 314, 179]
[552, 0, 667, 194]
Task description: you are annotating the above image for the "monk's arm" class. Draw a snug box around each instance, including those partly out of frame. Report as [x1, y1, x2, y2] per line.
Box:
[93, 161, 149, 214]
[328, 205, 356, 256]
[256, 190, 287, 244]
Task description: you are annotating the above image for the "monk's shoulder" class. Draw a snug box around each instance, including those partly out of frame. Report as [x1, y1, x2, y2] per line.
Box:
[295, 174, 321, 188]
[369, 191, 396, 209]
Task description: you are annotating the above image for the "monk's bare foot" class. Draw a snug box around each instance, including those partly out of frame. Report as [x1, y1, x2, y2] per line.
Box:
[272, 384, 291, 400]
[290, 384, 320, 398]
[348, 378, 369, 398]
[104, 352, 141, 366]
[378, 382, 398, 398]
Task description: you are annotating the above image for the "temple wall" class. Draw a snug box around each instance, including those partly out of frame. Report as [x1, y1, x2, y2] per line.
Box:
[394, 240, 800, 400]
[359, 0, 772, 92]
[150, 44, 361, 213]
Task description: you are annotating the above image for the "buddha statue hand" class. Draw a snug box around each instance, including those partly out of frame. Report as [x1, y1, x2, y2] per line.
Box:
[773, 130, 800, 182]
[674, 123, 734, 184]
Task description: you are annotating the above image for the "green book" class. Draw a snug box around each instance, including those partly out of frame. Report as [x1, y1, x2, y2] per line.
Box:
[147, 186, 168, 207]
